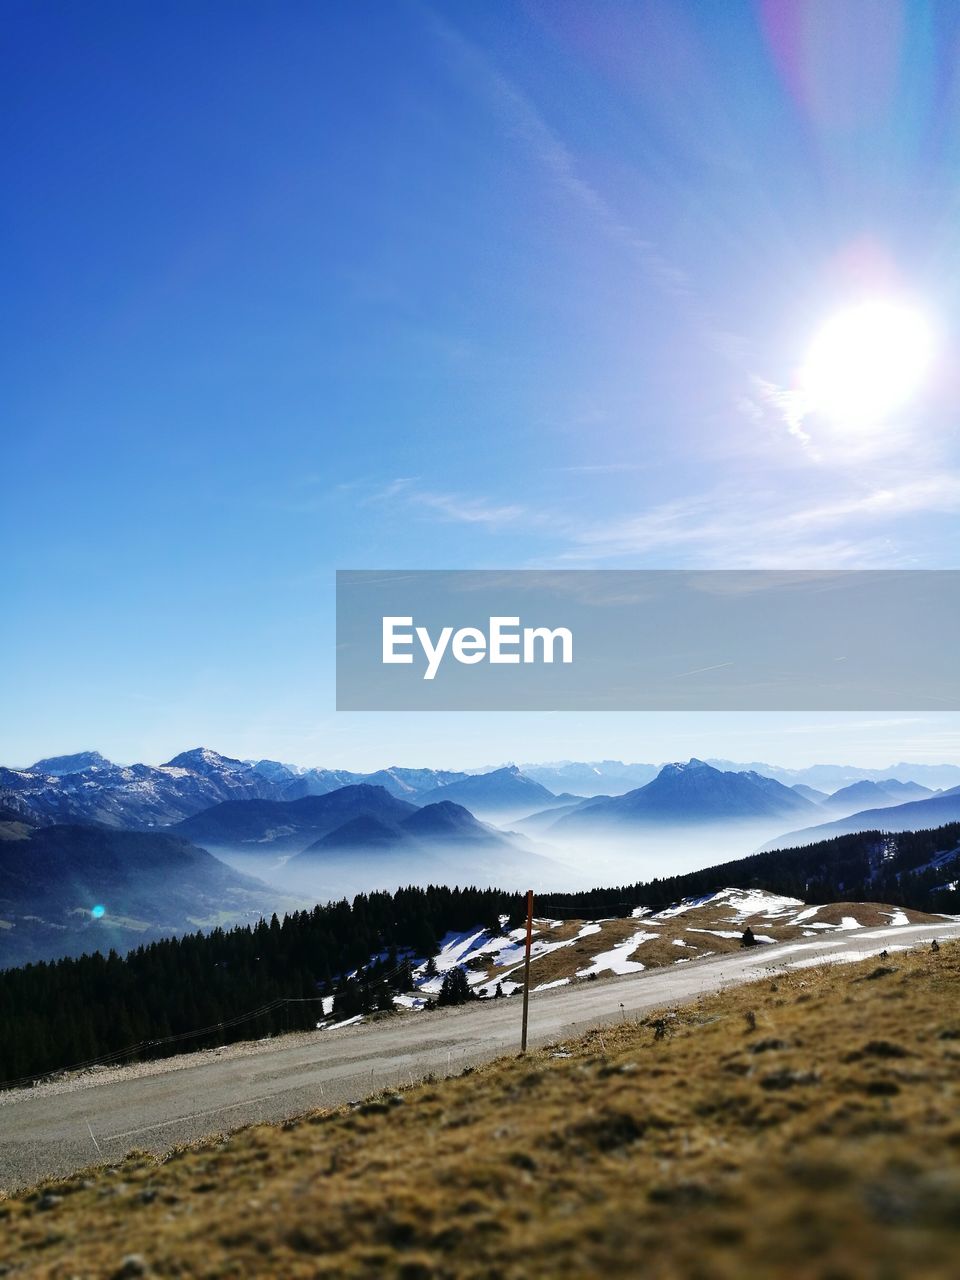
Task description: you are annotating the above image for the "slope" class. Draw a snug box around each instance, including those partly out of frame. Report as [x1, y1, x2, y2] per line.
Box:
[766, 787, 960, 849]
[2, 943, 957, 1279]
[0, 824, 280, 967]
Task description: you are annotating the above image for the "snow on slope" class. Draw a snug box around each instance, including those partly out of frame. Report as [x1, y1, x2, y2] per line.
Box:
[361, 888, 947, 1014]
[576, 931, 660, 977]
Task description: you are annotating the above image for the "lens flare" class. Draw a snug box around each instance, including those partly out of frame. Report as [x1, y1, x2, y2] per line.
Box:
[91, 904, 106, 919]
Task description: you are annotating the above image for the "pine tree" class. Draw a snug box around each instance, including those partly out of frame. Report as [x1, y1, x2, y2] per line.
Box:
[438, 967, 474, 1007]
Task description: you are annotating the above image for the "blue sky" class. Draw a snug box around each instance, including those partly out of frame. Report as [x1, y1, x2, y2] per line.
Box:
[3, 1, 959, 770]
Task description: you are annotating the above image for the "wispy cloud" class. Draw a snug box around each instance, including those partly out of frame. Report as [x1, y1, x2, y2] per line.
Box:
[366, 477, 534, 531]
[745, 377, 813, 447]
[560, 473, 960, 567]
[363, 462, 960, 568]
[414, 491, 530, 528]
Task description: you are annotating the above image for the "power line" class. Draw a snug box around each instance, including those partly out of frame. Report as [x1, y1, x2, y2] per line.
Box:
[2, 952, 435, 1093]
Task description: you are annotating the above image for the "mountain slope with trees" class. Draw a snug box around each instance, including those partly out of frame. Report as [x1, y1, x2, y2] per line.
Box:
[2, 820, 957, 1087]
[0, 820, 279, 968]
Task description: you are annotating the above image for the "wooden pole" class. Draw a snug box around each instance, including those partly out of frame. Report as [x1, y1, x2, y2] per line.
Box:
[520, 889, 533, 1053]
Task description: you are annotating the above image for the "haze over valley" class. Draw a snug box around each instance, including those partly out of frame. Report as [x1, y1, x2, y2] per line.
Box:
[3, 747, 960, 966]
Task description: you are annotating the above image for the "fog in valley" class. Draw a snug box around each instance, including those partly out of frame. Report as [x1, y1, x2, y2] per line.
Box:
[206, 818, 790, 908]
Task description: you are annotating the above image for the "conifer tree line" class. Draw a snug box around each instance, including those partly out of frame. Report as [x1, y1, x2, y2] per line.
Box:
[0, 885, 523, 1086]
[622, 822, 960, 917]
[1, 824, 956, 1087]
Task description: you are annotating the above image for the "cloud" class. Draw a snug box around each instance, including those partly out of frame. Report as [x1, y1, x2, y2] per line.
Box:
[746, 377, 813, 447]
[368, 477, 534, 531]
[559, 472, 960, 567]
[364, 461, 960, 569]
[414, 491, 531, 527]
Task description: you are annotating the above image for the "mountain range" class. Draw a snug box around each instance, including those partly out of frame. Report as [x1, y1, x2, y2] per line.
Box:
[552, 759, 822, 831]
[414, 766, 564, 820]
[816, 778, 933, 814]
[4, 744, 960, 968]
[0, 750, 483, 830]
[521, 758, 960, 795]
[172, 784, 496, 855]
[7, 748, 957, 834]
[171, 782, 571, 898]
[763, 785, 960, 850]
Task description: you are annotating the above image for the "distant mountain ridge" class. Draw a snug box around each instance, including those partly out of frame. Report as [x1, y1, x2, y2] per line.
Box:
[30, 750, 112, 776]
[0, 749, 283, 829]
[172, 784, 572, 901]
[4, 748, 958, 833]
[0, 751, 517, 829]
[553, 759, 821, 831]
[821, 778, 934, 815]
[519, 759, 960, 796]
[764, 786, 960, 850]
[416, 766, 558, 819]
[173, 785, 422, 853]
[295, 799, 517, 859]
[174, 785, 523, 861]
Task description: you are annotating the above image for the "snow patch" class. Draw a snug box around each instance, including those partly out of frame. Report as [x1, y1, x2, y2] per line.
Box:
[323, 1014, 363, 1030]
[577, 931, 659, 977]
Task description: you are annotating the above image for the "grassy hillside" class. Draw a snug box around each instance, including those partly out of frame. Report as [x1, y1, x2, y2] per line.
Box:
[2, 942, 958, 1278]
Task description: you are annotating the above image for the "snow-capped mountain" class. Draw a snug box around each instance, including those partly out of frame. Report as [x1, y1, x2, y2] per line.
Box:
[0, 749, 283, 829]
[4, 746, 956, 838]
[29, 750, 113, 776]
[0, 749, 552, 830]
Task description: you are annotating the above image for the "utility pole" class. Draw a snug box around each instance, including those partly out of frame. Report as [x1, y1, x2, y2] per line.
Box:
[520, 889, 533, 1053]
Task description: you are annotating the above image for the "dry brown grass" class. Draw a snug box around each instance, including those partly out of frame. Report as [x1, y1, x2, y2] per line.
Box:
[2, 942, 958, 1279]
[801, 902, 924, 927]
[483, 901, 942, 991]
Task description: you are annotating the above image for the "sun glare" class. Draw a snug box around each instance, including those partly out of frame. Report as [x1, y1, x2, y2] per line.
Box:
[800, 299, 936, 427]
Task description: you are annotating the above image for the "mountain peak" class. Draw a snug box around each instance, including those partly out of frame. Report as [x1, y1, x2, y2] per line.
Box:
[662, 758, 712, 775]
[30, 751, 112, 776]
[163, 748, 246, 773]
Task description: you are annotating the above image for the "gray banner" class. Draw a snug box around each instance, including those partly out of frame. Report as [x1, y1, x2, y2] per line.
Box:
[336, 570, 959, 711]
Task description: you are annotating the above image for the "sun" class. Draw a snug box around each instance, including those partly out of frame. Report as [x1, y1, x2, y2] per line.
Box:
[799, 298, 936, 427]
